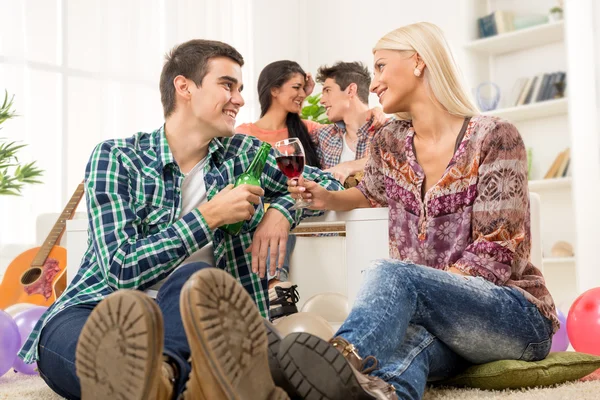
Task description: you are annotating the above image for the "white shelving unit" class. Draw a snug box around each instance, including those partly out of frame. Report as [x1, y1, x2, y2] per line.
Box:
[463, 1, 575, 308]
[482, 98, 568, 122]
[465, 21, 564, 55]
[543, 257, 576, 265]
[528, 177, 572, 192]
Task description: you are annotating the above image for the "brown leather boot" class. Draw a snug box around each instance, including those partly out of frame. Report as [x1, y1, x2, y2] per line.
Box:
[76, 290, 174, 400]
[179, 268, 289, 400]
[277, 332, 398, 400]
[330, 336, 379, 373]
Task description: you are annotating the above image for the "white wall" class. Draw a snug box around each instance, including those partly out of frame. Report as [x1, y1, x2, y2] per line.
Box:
[0, 0, 257, 276]
[301, 0, 466, 107]
[565, 0, 600, 293]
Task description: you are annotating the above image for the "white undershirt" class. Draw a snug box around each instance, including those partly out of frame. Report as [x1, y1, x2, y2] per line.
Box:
[146, 156, 214, 295]
[340, 134, 357, 163]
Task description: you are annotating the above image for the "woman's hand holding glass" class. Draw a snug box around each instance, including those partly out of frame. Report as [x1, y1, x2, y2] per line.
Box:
[286, 176, 332, 211]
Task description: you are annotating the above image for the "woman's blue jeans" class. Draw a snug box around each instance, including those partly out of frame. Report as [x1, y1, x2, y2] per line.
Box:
[336, 260, 554, 399]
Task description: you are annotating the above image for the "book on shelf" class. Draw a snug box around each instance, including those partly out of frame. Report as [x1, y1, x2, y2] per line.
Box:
[507, 77, 528, 107]
[516, 77, 535, 106]
[478, 11, 515, 38]
[508, 71, 567, 108]
[527, 73, 545, 105]
[543, 148, 570, 179]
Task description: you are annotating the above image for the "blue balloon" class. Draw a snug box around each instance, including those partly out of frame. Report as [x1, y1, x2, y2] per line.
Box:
[0, 310, 21, 377]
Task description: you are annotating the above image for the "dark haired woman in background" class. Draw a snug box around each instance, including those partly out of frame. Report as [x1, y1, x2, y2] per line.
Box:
[237, 60, 384, 320]
[237, 60, 323, 167]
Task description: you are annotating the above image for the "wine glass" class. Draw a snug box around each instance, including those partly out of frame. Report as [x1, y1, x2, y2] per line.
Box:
[275, 138, 310, 210]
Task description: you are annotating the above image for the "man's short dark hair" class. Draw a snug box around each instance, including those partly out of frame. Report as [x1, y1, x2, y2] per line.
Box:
[316, 62, 371, 104]
[159, 39, 244, 118]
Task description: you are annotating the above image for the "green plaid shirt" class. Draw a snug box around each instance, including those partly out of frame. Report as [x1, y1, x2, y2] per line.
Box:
[19, 125, 343, 363]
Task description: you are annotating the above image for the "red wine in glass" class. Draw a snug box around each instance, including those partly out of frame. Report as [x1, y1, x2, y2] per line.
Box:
[275, 137, 310, 210]
[276, 155, 305, 179]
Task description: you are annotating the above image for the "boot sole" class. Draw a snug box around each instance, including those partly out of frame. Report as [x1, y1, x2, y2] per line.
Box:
[264, 320, 301, 399]
[277, 332, 377, 400]
[75, 290, 164, 400]
[180, 268, 289, 400]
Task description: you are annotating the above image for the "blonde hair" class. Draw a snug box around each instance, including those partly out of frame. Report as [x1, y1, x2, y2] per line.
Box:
[374, 22, 480, 120]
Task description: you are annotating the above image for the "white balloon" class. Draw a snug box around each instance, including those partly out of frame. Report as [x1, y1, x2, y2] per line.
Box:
[273, 312, 335, 341]
[300, 292, 349, 323]
[4, 303, 36, 318]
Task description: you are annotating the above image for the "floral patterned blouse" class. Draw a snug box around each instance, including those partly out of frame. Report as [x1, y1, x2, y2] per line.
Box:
[357, 115, 558, 332]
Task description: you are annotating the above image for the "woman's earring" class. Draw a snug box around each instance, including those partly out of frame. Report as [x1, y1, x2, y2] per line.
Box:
[414, 68, 422, 77]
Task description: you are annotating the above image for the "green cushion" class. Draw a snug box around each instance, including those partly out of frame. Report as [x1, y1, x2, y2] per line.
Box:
[436, 352, 600, 390]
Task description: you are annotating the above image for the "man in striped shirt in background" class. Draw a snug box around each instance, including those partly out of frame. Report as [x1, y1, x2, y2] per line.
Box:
[17, 39, 342, 400]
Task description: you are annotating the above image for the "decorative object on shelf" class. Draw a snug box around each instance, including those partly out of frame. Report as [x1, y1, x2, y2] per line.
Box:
[551, 241, 574, 258]
[544, 148, 570, 179]
[512, 14, 549, 31]
[549, 1, 564, 22]
[475, 82, 501, 111]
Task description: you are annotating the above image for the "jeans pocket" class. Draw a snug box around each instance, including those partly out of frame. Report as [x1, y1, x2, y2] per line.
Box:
[519, 339, 552, 361]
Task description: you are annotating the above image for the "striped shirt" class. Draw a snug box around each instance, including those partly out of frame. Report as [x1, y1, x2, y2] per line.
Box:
[19, 126, 343, 363]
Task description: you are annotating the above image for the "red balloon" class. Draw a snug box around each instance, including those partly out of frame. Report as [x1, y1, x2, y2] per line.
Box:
[567, 288, 600, 355]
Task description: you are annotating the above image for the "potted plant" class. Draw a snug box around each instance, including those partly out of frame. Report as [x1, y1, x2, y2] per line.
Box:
[0, 90, 44, 195]
[549, 2, 563, 22]
[300, 93, 330, 124]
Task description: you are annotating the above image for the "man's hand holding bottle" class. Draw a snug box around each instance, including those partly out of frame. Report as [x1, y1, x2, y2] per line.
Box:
[198, 184, 264, 230]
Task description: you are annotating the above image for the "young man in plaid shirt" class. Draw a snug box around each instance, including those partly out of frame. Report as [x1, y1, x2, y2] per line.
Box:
[17, 39, 343, 399]
[313, 61, 384, 185]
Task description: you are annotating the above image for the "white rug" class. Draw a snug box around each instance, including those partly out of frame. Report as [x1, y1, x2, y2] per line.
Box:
[2, 371, 600, 400]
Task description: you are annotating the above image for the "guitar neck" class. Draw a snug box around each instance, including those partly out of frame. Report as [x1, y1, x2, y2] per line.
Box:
[31, 183, 85, 267]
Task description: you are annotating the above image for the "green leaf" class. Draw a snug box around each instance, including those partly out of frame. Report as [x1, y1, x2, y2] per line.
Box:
[0, 91, 45, 196]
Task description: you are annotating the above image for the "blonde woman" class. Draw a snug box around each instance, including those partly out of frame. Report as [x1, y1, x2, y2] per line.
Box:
[280, 22, 558, 399]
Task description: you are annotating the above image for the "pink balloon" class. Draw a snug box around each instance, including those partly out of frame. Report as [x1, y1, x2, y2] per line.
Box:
[0, 310, 21, 378]
[567, 288, 600, 355]
[12, 306, 47, 375]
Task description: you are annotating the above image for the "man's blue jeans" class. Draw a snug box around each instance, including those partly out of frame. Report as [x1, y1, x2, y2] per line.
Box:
[266, 234, 296, 282]
[37, 262, 212, 400]
[336, 260, 554, 399]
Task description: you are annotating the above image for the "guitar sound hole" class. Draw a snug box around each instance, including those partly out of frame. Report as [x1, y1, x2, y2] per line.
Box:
[21, 268, 43, 286]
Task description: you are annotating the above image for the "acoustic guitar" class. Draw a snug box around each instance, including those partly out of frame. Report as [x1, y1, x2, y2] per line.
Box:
[0, 182, 85, 310]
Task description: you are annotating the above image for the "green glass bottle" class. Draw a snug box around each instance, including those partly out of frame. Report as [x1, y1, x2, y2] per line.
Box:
[220, 141, 272, 235]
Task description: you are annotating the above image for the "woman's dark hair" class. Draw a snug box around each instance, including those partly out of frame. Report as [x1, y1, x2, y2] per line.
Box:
[257, 60, 321, 168]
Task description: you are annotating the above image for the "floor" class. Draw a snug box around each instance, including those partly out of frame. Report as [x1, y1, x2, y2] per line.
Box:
[1, 370, 600, 400]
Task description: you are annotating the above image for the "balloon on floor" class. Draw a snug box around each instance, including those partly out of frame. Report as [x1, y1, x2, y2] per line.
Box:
[0, 310, 21, 378]
[301, 292, 349, 323]
[567, 287, 600, 356]
[273, 312, 335, 341]
[4, 303, 37, 318]
[550, 309, 569, 352]
[12, 306, 47, 375]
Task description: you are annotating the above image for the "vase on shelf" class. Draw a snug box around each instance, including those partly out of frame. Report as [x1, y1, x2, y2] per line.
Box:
[475, 82, 501, 112]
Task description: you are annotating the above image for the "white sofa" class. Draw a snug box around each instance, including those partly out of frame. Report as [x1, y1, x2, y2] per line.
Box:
[64, 194, 543, 310]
